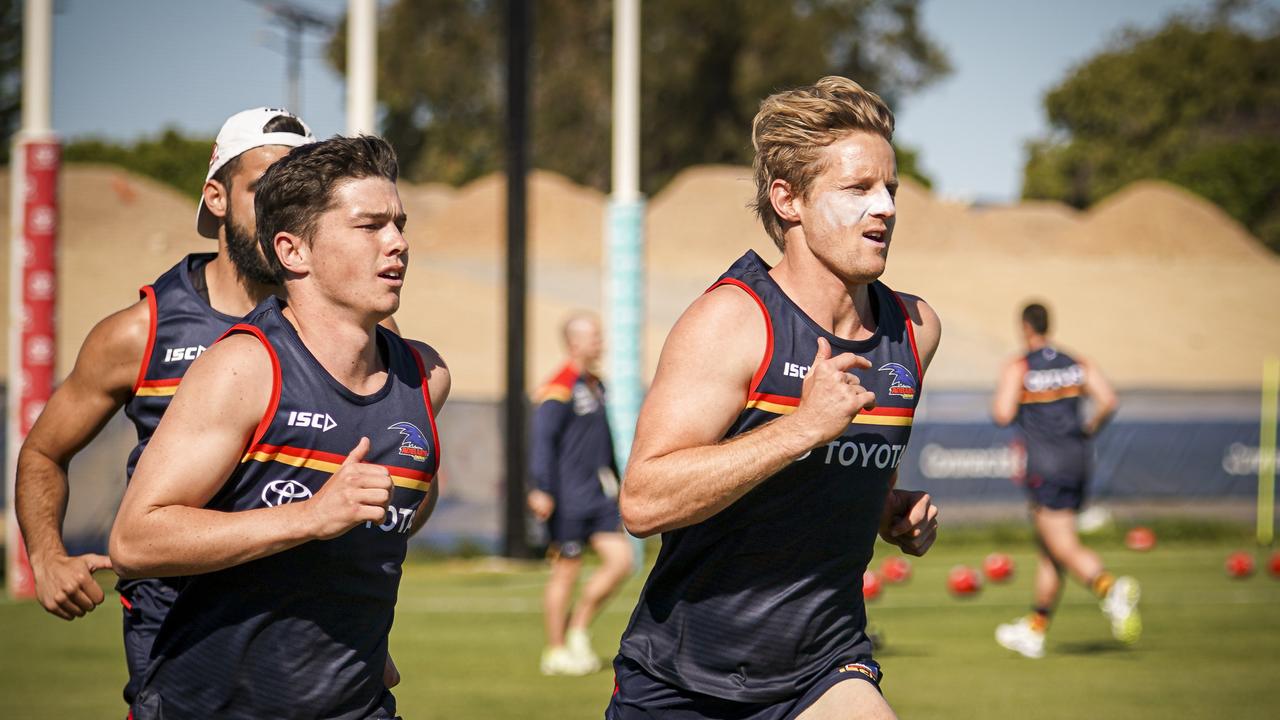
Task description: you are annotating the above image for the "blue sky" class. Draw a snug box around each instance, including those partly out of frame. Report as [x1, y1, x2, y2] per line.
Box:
[49, 0, 1272, 203]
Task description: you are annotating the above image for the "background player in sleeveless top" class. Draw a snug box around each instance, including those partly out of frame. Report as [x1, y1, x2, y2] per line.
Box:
[528, 312, 633, 676]
[991, 302, 1140, 659]
[110, 136, 447, 719]
[608, 77, 940, 720]
[13, 107, 314, 704]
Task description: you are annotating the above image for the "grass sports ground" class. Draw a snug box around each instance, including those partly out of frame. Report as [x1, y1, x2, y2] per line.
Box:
[2, 522, 1277, 719]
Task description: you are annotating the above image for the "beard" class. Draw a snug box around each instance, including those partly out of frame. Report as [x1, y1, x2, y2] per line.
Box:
[224, 204, 279, 286]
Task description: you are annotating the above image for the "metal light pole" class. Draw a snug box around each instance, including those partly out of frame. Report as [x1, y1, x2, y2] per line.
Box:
[607, 0, 646, 568]
[346, 0, 377, 134]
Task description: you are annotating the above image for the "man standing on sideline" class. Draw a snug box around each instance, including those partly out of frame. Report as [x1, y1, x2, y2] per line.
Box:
[608, 77, 941, 720]
[528, 312, 633, 676]
[992, 301, 1139, 659]
[111, 135, 447, 719]
[14, 107, 314, 705]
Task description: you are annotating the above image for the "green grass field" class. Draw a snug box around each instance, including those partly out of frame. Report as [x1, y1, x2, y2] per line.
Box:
[2, 526, 1278, 718]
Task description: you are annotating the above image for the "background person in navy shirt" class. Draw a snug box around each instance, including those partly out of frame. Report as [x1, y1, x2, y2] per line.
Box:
[528, 312, 633, 676]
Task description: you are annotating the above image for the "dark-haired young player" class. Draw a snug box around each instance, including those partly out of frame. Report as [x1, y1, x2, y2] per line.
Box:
[992, 301, 1138, 659]
[111, 135, 447, 719]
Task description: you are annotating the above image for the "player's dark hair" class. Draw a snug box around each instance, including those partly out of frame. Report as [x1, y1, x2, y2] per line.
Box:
[1022, 302, 1050, 335]
[255, 135, 400, 283]
[208, 114, 309, 196]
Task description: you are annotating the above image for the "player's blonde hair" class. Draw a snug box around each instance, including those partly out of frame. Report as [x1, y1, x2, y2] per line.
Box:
[751, 76, 895, 250]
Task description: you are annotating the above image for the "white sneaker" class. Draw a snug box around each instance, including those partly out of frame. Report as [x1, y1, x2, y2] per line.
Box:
[996, 617, 1045, 659]
[540, 646, 594, 676]
[1101, 575, 1142, 644]
[566, 628, 602, 674]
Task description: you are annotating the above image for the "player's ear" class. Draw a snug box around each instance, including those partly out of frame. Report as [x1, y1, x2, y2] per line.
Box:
[202, 179, 228, 220]
[274, 231, 310, 277]
[770, 179, 801, 224]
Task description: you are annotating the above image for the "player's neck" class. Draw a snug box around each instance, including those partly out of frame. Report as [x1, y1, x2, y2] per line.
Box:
[567, 357, 598, 380]
[771, 251, 876, 341]
[204, 252, 279, 316]
[282, 299, 387, 395]
[1026, 335, 1048, 351]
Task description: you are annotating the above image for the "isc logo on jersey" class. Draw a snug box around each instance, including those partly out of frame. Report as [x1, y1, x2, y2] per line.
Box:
[163, 345, 207, 363]
[287, 410, 337, 432]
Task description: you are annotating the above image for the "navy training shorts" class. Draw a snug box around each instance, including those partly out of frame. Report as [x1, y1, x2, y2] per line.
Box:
[605, 654, 882, 720]
[550, 504, 623, 559]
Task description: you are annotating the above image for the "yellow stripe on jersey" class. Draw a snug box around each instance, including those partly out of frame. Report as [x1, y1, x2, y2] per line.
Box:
[240, 448, 433, 492]
[744, 399, 914, 427]
[135, 384, 179, 397]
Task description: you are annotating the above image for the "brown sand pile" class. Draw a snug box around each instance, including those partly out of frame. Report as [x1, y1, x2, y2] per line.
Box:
[0, 165, 217, 376]
[1, 163, 1276, 399]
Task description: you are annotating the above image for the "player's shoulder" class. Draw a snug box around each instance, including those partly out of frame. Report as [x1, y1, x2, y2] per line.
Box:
[200, 330, 274, 374]
[400, 337, 451, 409]
[402, 337, 445, 364]
[679, 281, 769, 349]
[536, 363, 578, 404]
[78, 296, 152, 368]
[889, 290, 940, 331]
[888, 289, 941, 368]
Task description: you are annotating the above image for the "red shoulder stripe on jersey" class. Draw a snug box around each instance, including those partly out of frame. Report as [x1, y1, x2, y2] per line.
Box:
[890, 291, 923, 380]
[222, 324, 282, 452]
[707, 278, 774, 397]
[408, 343, 443, 480]
[243, 442, 433, 484]
[137, 377, 181, 388]
[132, 285, 159, 394]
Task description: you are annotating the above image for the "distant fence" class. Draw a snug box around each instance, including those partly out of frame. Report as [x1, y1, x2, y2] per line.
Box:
[0, 389, 1270, 554]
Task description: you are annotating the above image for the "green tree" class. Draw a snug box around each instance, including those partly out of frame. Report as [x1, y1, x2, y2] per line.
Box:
[63, 129, 214, 196]
[329, 0, 948, 194]
[1022, 5, 1280, 252]
[0, 0, 21, 163]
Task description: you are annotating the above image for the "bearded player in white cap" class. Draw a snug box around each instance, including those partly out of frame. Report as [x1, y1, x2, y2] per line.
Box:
[14, 107, 316, 706]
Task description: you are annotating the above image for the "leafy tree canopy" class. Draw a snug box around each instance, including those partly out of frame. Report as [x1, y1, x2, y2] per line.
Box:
[328, 0, 949, 195]
[1022, 1, 1280, 252]
[63, 129, 213, 197]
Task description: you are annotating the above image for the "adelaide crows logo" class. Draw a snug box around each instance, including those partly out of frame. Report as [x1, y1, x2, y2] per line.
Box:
[388, 421, 429, 463]
[878, 362, 917, 400]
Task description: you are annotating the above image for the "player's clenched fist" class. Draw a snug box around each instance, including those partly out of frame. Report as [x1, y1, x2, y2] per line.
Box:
[305, 437, 394, 540]
[33, 552, 113, 621]
[791, 337, 877, 446]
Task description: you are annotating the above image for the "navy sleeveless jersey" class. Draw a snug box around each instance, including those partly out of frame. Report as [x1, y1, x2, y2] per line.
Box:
[1016, 346, 1088, 482]
[120, 253, 242, 605]
[125, 253, 241, 480]
[134, 296, 440, 720]
[529, 363, 618, 515]
[617, 250, 924, 702]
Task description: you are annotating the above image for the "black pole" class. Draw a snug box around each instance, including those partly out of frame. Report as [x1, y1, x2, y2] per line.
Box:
[503, 0, 532, 558]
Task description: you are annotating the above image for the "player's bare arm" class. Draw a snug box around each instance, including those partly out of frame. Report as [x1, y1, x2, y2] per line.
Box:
[621, 285, 878, 538]
[1080, 356, 1118, 436]
[992, 358, 1025, 427]
[406, 339, 449, 536]
[877, 293, 942, 557]
[110, 334, 394, 577]
[15, 299, 149, 619]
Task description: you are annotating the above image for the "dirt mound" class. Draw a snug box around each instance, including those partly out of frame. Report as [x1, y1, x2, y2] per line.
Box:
[1078, 180, 1268, 260]
[0, 163, 1275, 397]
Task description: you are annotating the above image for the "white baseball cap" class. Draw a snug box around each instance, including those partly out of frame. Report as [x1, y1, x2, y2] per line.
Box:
[196, 107, 316, 238]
